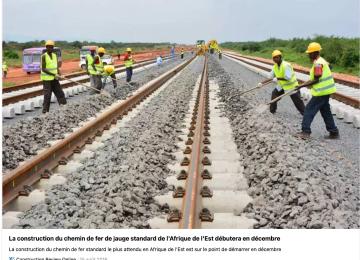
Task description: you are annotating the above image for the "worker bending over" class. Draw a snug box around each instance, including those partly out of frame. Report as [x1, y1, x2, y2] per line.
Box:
[86, 47, 105, 94]
[124, 48, 135, 83]
[259, 50, 304, 115]
[156, 55, 163, 66]
[295, 42, 339, 140]
[40, 40, 66, 113]
[102, 65, 117, 89]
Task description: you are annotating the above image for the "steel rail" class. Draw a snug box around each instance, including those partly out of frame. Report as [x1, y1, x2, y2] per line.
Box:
[2, 56, 196, 208]
[2, 57, 169, 106]
[178, 56, 209, 229]
[224, 53, 360, 109]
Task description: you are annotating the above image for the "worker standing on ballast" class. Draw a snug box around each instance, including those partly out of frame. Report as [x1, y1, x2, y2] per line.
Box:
[2, 61, 8, 78]
[124, 48, 135, 83]
[40, 40, 66, 113]
[218, 49, 222, 59]
[180, 48, 184, 59]
[86, 47, 105, 94]
[295, 42, 339, 140]
[259, 50, 304, 115]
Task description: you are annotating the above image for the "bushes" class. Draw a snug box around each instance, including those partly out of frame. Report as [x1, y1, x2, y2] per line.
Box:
[4, 50, 19, 59]
[221, 36, 359, 70]
[340, 48, 359, 67]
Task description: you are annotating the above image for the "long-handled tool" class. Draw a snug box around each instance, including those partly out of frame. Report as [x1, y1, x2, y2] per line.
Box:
[255, 88, 299, 113]
[60, 75, 112, 97]
[228, 81, 272, 101]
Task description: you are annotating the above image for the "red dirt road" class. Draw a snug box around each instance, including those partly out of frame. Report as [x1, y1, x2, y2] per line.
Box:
[3, 49, 171, 86]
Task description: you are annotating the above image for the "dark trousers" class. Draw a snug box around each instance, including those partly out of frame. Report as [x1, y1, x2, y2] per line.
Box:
[126, 67, 133, 82]
[270, 88, 305, 115]
[302, 95, 338, 134]
[181, 54, 184, 59]
[42, 79, 67, 113]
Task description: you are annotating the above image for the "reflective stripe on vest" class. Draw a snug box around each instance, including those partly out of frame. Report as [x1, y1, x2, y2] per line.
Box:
[124, 55, 133, 68]
[41, 53, 58, 81]
[94, 55, 104, 73]
[86, 54, 97, 75]
[310, 57, 336, 96]
[272, 61, 298, 91]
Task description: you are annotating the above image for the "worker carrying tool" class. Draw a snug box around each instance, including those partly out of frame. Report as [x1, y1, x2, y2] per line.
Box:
[295, 42, 339, 140]
[40, 40, 67, 113]
[102, 65, 117, 88]
[124, 48, 136, 83]
[180, 48, 184, 59]
[2, 61, 8, 78]
[259, 50, 305, 115]
[86, 46, 105, 94]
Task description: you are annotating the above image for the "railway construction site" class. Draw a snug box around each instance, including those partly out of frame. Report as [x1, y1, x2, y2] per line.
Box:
[2, 48, 359, 230]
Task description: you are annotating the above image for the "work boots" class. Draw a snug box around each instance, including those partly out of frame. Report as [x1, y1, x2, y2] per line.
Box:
[324, 132, 340, 140]
[294, 132, 311, 140]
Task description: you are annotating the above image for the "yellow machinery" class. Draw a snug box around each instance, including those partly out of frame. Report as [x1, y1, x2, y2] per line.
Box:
[196, 40, 207, 55]
[208, 39, 219, 54]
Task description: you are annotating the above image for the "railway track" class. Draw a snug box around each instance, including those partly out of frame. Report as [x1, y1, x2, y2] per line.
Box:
[2, 56, 171, 107]
[2, 56, 195, 212]
[149, 56, 255, 229]
[223, 52, 360, 109]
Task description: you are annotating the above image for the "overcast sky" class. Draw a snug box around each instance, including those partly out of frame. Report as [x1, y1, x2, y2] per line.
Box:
[2, 0, 359, 43]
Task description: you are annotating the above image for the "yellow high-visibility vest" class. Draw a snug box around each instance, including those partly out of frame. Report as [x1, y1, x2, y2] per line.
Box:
[310, 57, 336, 96]
[272, 61, 298, 91]
[124, 55, 133, 68]
[41, 53, 58, 81]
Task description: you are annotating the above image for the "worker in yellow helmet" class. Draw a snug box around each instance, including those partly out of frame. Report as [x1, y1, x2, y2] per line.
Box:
[2, 60, 8, 78]
[40, 40, 66, 113]
[295, 42, 339, 140]
[258, 50, 305, 115]
[124, 48, 136, 83]
[218, 49, 222, 59]
[86, 47, 106, 94]
[102, 65, 117, 89]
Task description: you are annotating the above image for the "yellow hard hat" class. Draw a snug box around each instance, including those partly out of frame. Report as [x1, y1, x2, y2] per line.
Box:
[98, 47, 106, 54]
[272, 50, 282, 58]
[104, 65, 115, 74]
[126, 48, 132, 52]
[306, 42, 322, 53]
[45, 40, 55, 46]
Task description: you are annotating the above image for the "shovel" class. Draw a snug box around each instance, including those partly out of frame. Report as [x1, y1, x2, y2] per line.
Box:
[255, 88, 298, 113]
[60, 75, 112, 97]
[228, 81, 272, 101]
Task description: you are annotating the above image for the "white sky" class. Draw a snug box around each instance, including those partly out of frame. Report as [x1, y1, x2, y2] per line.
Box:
[3, 0, 360, 43]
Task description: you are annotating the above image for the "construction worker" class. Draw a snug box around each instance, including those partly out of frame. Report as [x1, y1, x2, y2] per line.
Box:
[40, 40, 66, 113]
[124, 48, 135, 83]
[180, 48, 184, 59]
[86, 47, 105, 93]
[259, 50, 305, 115]
[170, 46, 175, 58]
[103, 65, 117, 89]
[295, 42, 339, 139]
[2, 61, 8, 78]
[156, 55, 163, 66]
[218, 49, 222, 59]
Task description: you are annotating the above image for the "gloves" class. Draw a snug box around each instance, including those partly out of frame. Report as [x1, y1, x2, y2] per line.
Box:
[257, 83, 262, 87]
[272, 77, 278, 83]
[54, 74, 61, 80]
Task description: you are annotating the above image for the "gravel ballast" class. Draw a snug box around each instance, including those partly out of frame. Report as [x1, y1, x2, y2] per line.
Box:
[3, 57, 188, 172]
[14, 57, 203, 229]
[209, 55, 359, 228]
